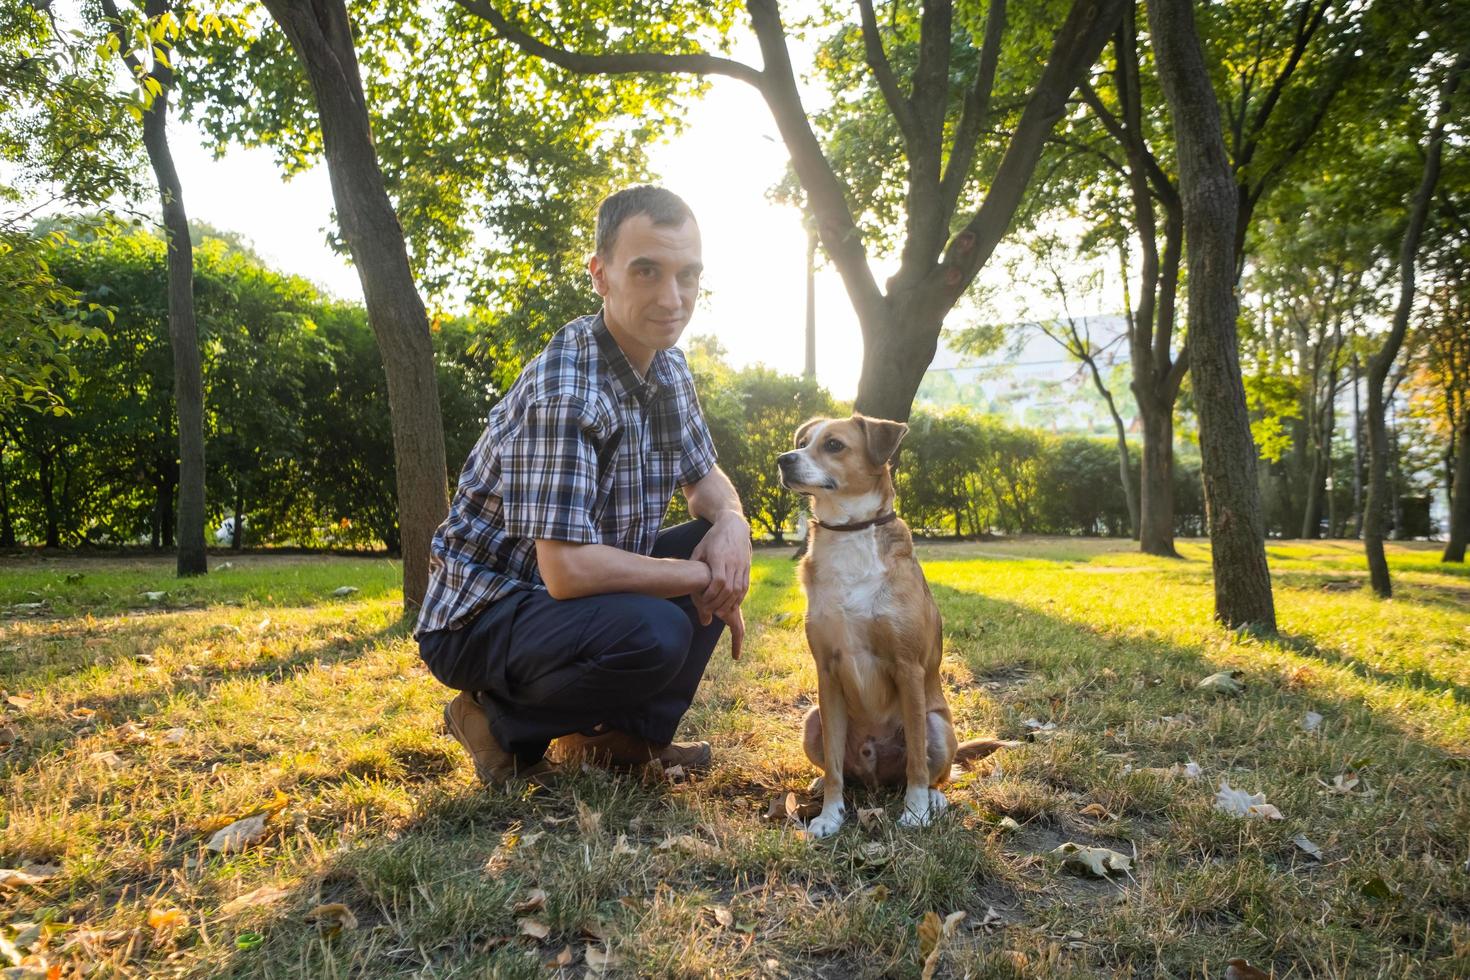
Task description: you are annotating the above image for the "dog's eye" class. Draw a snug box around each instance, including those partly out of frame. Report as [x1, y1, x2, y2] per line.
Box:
[823, 438, 844, 453]
[797, 438, 809, 449]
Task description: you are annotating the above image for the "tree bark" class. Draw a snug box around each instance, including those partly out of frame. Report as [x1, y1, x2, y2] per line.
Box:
[0, 440, 13, 548]
[1138, 402, 1177, 555]
[1444, 411, 1470, 562]
[1150, 0, 1276, 632]
[261, 0, 448, 607]
[103, 0, 208, 576]
[1365, 55, 1466, 596]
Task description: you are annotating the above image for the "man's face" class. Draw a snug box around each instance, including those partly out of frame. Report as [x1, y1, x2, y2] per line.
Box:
[589, 213, 702, 366]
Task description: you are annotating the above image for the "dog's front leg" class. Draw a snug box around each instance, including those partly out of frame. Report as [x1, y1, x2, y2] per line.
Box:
[806, 659, 849, 839]
[896, 663, 945, 827]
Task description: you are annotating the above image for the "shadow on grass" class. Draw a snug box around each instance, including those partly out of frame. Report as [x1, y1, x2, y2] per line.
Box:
[0, 613, 409, 781]
[181, 579, 1470, 978]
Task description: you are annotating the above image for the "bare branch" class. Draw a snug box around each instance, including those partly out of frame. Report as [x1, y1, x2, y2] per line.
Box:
[451, 0, 765, 89]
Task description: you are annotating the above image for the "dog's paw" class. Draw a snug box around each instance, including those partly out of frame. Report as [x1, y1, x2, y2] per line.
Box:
[805, 805, 846, 839]
[899, 786, 945, 828]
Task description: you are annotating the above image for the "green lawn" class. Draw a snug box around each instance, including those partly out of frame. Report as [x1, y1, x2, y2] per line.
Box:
[1, 540, 1467, 978]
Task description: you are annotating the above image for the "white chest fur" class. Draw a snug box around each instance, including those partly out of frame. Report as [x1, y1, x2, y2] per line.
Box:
[809, 528, 888, 618]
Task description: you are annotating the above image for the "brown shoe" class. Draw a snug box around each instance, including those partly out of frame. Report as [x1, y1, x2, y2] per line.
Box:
[551, 729, 713, 773]
[443, 692, 557, 788]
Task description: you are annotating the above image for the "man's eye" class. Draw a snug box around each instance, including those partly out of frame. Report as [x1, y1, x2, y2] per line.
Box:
[824, 439, 843, 452]
[636, 266, 657, 279]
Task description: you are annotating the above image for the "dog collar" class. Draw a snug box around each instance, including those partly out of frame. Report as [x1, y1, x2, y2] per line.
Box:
[815, 511, 898, 532]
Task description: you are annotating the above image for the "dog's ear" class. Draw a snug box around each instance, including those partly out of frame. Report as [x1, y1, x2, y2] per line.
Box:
[794, 417, 824, 449]
[854, 414, 908, 467]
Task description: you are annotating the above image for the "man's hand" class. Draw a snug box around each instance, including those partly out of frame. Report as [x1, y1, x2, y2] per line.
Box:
[690, 512, 751, 658]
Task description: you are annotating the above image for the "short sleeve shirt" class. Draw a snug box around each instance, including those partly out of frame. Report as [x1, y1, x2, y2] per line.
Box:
[413, 312, 718, 636]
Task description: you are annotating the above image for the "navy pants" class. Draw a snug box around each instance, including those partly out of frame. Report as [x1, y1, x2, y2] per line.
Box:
[417, 520, 727, 767]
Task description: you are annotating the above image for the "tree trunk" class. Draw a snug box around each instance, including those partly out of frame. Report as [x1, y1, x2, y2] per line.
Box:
[1351, 355, 1364, 537]
[1444, 411, 1469, 562]
[0, 441, 13, 548]
[1138, 403, 1177, 556]
[1364, 55, 1464, 596]
[232, 481, 244, 551]
[102, 0, 208, 576]
[1301, 446, 1326, 540]
[1150, 0, 1275, 632]
[261, 0, 448, 608]
[853, 291, 946, 421]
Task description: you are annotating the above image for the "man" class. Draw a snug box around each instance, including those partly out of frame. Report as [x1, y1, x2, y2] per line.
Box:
[416, 186, 751, 788]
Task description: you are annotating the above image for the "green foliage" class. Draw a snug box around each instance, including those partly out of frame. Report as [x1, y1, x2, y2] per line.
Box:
[0, 229, 106, 416]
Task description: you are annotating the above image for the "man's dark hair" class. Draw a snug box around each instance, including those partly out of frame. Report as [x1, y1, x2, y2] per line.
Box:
[595, 186, 696, 259]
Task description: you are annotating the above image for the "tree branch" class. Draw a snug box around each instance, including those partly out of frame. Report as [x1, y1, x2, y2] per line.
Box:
[451, 0, 766, 89]
[939, 0, 1006, 218]
[857, 0, 919, 147]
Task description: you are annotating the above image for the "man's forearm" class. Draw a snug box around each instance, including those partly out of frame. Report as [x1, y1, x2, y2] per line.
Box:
[685, 466, 745, 524]
[535, 540, 709, 600]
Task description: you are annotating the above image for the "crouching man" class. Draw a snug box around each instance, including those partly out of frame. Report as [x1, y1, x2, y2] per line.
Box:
[415, 186, 751, 787]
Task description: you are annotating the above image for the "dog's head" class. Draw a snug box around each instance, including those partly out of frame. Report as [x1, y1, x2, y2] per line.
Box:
[777, 414, 908, 510]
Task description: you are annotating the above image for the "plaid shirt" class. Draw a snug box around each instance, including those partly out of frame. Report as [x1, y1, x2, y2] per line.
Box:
[414, 312, 718, 637]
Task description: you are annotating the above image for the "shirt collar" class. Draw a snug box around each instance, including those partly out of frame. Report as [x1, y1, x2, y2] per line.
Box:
[593, 310, 671, 406]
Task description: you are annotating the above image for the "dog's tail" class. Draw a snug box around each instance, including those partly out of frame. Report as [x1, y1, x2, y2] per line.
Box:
[953, 738, 1022, 768]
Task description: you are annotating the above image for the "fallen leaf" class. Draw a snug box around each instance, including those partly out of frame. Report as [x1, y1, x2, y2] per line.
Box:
[1078, 803, 1113, 820]
[69, 706, 97, 721]
[997, 816, 1022, 832]
[116, 721, 151, 744]
[306, 903, 357, 937]
[518, 830, 545, 848]
[1197, 671, 1245, 695]
[707, 905, 734, 928]
[0, 865, 57, 890]
[575, 800, 602, 836]
[1319, 772, 1362, 795]
[1051, 842, 1133, 878]
[1302, 711, 1323, 732]
[550, 946, 573, 967]
[857, 807, 884, 829]
[1359, 876, 1397, 901]
[784, 791, 799, 819]
[220, 884, 293, 915]
[330, 586, 359, 597]
[89, 749, 125, 770]
[977, 906, 1004, 928]
[656, 834, 719, 858]
[148, 906, 187, 930]
[4, 694, 33, 711]
[1225, 958, 1272, 980]
[610, 833, 639, 856]
[517, 917, 550, 939]
[1022, 718, 1057, 731]
[585, 945, 620, 971]
[256, 615, 272, 632]
[205, 812, 270, 853]
[917, 910, 967, 980]
[513, 888, 547, 915]
[579, 918, 612, 941]
[1215, 781, 1284, 820]
[1292, 835, 1322, 860]
[162, 728, 187, 744]
[662, 764, 686, 781]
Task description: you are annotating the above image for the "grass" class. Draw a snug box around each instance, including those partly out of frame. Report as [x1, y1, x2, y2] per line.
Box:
[1, 539, 1467, 978]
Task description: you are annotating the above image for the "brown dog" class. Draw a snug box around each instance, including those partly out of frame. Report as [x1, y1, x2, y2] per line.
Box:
[778, 414, 999, 837]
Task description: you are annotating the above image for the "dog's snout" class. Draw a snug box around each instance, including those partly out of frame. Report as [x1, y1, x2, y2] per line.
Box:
[777, 451, 799, 469]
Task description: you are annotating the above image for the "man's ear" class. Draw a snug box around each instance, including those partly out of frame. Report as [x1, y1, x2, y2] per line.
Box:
[855, 414, 908, 467]
[794, 417, 823, 449]
[588, 253, 608, 298]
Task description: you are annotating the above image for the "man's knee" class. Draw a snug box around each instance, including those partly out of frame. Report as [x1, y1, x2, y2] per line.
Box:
[597, 597, 694, 684]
